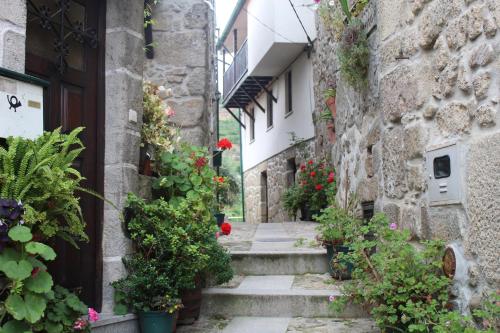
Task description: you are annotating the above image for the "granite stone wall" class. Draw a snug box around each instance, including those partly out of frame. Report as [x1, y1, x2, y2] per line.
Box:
[244, 140, 315, 224]
[145, 0, 216, 147]
[312, 0, 499, 312]
[102, 0, 145, 316]
[0, 0, 26, 72]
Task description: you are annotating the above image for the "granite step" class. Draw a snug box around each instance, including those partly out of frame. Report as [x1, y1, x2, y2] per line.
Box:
[230, 250, 329, 275]
[201, 274, 367, 319]
[176, 317, 379, 333]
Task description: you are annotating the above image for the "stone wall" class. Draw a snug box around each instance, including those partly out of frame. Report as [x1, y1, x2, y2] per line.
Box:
[313, 0, 499, 311]
[102, 0, 145, 315]
[244, 140, 315, 224]
[0, 0, 26, 72]
[145, 0, 216, 147]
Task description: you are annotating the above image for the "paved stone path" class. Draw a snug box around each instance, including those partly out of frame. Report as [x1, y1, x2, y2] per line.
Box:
[177, 223, 379, 333]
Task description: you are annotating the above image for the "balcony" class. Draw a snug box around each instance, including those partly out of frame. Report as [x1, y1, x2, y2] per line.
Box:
[223, 40, 248, 99]
[222, 40, 273, 109]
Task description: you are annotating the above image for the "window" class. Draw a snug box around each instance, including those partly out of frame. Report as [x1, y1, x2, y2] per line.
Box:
[433, 155, 451, 179]
[285, 71, 292, 115]
[267, 92, 273, 129]
[249, 108, 255, 142]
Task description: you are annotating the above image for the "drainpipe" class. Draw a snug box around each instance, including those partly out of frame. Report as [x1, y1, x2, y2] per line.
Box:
[239, 109, 245, 222]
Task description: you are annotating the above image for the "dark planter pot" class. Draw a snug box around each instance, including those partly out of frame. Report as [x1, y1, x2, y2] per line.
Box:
[178, 279, 202, 325]
[214, 213, 225, 227]
[326, 244, 353, 280]
[212, 150, 222, 167]
[300, 205, 321, 222]
[139, 311, 176, 333]
[139, 146, 152, 176]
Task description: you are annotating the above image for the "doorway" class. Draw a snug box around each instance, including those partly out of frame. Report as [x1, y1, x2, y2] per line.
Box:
[25, 0, 105, 309]
[260, 171, 269, 223]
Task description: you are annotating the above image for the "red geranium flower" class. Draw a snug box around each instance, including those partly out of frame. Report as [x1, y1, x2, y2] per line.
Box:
[300, 164, 306, 171]
[195, 157, 208, 168]
[217, 138, 233, 150]
[327, 177, 334, 183]
[308, 160, 314, 165]
[315, 184, 323, 191]
[221, 222, 232, 236]
[329, 172, 335, 178]
[310, 171, 316, 177]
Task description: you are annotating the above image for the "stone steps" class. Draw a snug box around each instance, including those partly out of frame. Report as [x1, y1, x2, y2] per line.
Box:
[231, 250, 329, 275]
[201, 274, 367, 319]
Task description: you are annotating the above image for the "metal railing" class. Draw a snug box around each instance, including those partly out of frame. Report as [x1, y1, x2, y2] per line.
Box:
[223, 40, 248, 99]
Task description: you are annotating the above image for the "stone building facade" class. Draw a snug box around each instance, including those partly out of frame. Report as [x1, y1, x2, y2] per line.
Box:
[0, 0, 215, 332]
[244, 139, 315, 224]
[312, 0, 499, 312]
[144, 0, 216, 146]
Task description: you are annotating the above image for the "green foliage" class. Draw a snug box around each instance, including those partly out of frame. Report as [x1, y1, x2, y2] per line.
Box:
[217, 168, 240, 211]
[330, 213, 475, 332]
[32, 286, 90, 333]
[153, 144, 216, 210]
[283, 160, 336, 216]
[114, 192, 233, 314]
[316, 197, 360, 245]
[338, 19, 370, 89]
[0, 128, 88, 244]
[318, 1, 346, 42]
[283, 185, 304, 219]
[142, 82, 178, 158]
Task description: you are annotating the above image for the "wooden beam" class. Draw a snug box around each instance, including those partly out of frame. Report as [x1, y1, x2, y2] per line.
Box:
[233, 100, 254, 121]
[224, 107, 246, 129]
[251, 77, 277, 103]
[241, 87, 265, 113]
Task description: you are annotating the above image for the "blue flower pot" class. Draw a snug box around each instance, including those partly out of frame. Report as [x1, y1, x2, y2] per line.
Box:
[139, 311, 176, 333]
[326, 244, 353, 280]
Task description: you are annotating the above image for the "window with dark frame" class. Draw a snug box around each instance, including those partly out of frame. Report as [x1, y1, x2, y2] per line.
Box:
[267, 91, 273, 129]
[285, 71, 292, 115]
[250, 108, 255, 141]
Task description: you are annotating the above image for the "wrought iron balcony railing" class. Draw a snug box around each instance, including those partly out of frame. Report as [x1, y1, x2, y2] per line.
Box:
[223, 39, 248, 100]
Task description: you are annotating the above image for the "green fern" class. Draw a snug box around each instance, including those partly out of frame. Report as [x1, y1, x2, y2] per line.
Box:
[0, 127, 90, 245]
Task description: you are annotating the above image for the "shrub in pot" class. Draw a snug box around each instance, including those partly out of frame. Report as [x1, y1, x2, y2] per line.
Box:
[328, 213, 500, 332]
[316, 200, 361, 280]
[283, 160, 336, 221]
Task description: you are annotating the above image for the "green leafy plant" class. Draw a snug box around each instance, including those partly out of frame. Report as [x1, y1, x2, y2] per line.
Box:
[216, 168, 240, 212]
[33, 285, 91, 333]
[316, 198, 360, 246]
[318, 1, 347, 42]
[113, 192, 233, 314]
[338, 19, 370, 88]
[283, 160, 336, 221]
[0, 128, 89, 245]
[153, 144, 216, 209]
[330, 213, 453, 332]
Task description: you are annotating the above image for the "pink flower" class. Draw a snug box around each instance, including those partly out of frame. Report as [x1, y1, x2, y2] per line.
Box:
[164, 106, 176, 117]
[329, 295, 336, 302]
[315, 184, 323, 191]
[314, 0, 321, 3]
[73, 319, 88, 330]
[88, 308, 99, 323]
[215, 231, 220, 239]
[389, 223, 397, 230]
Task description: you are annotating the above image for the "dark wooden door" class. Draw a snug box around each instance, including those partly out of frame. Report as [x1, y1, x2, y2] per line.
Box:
[25, 0, 105, 309]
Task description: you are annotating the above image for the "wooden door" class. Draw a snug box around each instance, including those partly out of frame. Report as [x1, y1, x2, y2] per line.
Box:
[25, 0, 105, 309]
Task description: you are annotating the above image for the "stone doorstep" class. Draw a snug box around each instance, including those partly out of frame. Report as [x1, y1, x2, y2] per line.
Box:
[91, 313, 137, 328]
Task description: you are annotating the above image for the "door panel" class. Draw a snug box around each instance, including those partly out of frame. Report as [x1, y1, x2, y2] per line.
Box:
[25, 0, 104, 309]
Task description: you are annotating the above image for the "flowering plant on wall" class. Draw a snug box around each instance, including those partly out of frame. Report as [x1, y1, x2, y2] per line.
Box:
[142, 82, 179, 158]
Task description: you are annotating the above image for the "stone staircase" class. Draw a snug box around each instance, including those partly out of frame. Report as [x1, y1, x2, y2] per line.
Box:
[178, 223, 378, 333]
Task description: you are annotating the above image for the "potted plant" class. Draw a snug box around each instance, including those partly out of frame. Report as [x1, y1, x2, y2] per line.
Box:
[294, 160, 336, 221]
[112, 255, 181, 333]
[283, 185, 304, 221]
[316, 200, 360, 280]
[324, 86, 337, 118]
[213, 138, 233, 168]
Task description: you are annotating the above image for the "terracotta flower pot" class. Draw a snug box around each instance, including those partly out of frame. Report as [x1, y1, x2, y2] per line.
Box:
[326, 121, 336, 144]
[325, 96, 336, 118]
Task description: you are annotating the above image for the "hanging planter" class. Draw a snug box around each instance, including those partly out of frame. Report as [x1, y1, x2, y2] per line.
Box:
[212, 150, 222, 167]
[214, 213, 225, 227]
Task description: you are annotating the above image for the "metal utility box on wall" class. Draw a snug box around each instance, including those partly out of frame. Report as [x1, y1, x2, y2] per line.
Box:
[0, 68, 48, 140]
[426, 142, 463, 206]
